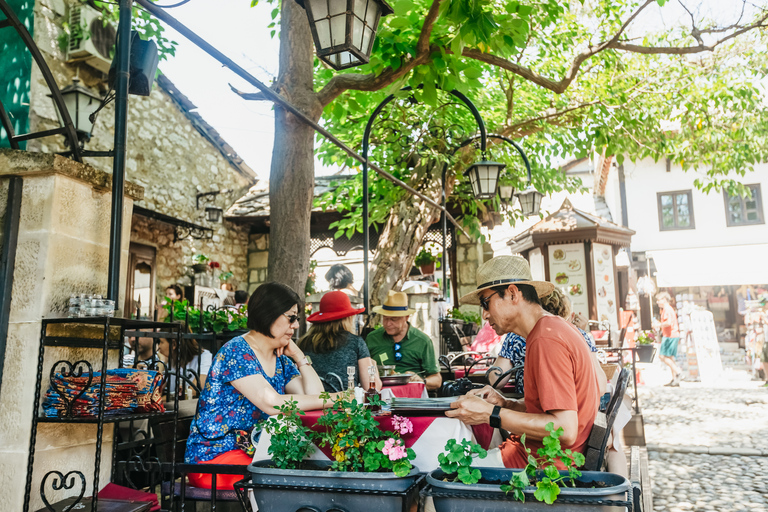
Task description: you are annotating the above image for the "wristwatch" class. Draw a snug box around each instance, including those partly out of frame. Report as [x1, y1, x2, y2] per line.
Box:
[489, 405, 502, 429]
[297, 355, 313, 368]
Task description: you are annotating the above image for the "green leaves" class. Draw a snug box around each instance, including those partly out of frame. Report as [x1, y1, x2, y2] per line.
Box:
[438, 438, 488, 484]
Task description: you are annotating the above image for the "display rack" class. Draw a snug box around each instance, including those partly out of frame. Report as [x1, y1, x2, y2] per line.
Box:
[23, 317, 182, 512]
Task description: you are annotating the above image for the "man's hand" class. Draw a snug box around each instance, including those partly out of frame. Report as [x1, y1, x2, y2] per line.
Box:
[407, 372, 423, 383]
[445, 394, 494, 425]
[466, 385, 506, 407]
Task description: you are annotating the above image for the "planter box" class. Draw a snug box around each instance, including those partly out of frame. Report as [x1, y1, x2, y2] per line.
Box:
[463, 322, 480, 336]
[425, 468, 631, 512]
[248, 460, 420, 512]
[635, 344, 655, 363]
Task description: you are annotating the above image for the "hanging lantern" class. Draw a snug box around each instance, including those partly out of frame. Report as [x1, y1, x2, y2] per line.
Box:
[50, 77, 102, 142]
[296, 0, 394, 70]
[498, 183, 516, 204]
[464, 160, 505, 199]
[205, 206, 223, 223]
[516, 186, 544, 217]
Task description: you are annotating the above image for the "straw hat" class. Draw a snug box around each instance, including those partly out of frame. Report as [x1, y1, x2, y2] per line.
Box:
[459, 255, 555, 305]
[306, 291, 365, 323]
[371, 291, 416, 317]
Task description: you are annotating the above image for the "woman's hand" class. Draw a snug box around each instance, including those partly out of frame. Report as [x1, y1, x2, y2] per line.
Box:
[278, 339, 304, 361]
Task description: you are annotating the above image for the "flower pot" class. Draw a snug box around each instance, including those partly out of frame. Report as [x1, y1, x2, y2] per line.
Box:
[462, 322, 480, 337]
[420, 262, 436, 275]
[191, 263, 209, 274]
[425, 467, 631, 512]
[635, 344, 656, 363]
[248, 460, 421, 512]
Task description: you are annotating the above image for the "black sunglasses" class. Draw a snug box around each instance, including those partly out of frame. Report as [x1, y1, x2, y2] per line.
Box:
[479, 293, 493, 311]
[394, 342, 402, 362]
[283, 312, 300, 324]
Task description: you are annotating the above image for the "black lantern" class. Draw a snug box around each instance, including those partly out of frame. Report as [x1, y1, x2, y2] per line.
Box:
[515, 186, 544, 217]
[498, 182, 516, 204]
[205, 206, 223, 223]
[50, 77, 103, 143]
[296, 0, 394, 70]
[464, 160, 505, 199]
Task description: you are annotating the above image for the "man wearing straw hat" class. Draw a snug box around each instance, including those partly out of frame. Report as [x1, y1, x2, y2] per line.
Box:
[366, 291, 443, 391]
[446, 255, 599, 468]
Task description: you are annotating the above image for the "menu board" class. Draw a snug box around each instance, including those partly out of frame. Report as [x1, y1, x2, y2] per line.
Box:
[548, 243, 588, 319]
[688, 310, 723, 385]
[592, 243, 618, 331]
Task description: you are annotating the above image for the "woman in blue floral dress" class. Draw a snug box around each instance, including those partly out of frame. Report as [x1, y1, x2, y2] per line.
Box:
[185, 282, 334, 489]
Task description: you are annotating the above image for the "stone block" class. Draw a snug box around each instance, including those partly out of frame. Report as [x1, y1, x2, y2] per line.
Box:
[456, 247, 465, 262]
[249, 251, 268, 269]
[459, 263, 476, 285]
[18, 174, 55, 234]
[249, 269, 259, 284]
[466, 246, 477, 262]
[50, 175, 112, 243]
[255, 234, 268, 250]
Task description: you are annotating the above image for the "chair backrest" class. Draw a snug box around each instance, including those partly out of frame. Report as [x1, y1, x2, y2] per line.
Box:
[487, 364, 524, 392]
[583, 367, 630, 471]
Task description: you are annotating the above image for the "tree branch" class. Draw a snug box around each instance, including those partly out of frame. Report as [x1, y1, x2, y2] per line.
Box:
[316, 0, 443, 106]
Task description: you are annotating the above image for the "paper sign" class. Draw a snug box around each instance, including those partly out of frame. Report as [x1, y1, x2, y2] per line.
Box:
[548, 243, 588, 319]
[592, 243, 618, 331]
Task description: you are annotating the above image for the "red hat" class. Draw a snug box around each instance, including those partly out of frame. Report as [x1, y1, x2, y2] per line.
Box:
[306, 291, 365, 323]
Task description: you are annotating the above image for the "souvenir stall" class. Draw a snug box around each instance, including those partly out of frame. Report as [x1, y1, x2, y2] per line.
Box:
[506, 199, 635, 344]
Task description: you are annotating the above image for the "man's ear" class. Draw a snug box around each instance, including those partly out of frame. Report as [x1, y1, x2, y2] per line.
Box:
[506, 284, 518, 302]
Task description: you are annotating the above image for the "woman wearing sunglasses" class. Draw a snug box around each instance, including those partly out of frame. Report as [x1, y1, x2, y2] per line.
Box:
[185, 281, 334, 489]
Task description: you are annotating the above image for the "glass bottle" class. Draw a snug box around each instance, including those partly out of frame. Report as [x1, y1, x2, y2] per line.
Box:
[347, 366, 356, 392]
[364, 365, 380, 413]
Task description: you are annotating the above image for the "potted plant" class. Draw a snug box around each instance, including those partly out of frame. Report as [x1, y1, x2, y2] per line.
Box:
[635, 330, 657, 363]
[248, 394, 420, 512]
[191, 253, 210, 274]
[415, 248, 439, 275]
[163, 299, 248, 337]
[425, 423, 631, 511]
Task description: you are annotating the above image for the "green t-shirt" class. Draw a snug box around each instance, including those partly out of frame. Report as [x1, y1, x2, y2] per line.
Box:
[365, 325, 440, 377]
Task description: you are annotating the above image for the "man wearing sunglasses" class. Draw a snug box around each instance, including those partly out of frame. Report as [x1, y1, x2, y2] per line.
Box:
[366, 291, 442, 391]
[445, 255, 599, 469]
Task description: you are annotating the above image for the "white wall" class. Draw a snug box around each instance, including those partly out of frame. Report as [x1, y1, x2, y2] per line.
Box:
[620, 158, 768, 252]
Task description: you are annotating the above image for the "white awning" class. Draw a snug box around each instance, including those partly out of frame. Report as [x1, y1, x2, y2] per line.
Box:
[648, 244, 768, 288]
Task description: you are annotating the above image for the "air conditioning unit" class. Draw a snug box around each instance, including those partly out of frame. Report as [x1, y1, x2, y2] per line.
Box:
[66, 4, 116, 74]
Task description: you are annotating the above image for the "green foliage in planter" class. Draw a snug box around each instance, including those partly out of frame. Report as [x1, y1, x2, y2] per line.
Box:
[192, 253, 211, 264]
[163, 299, 247, 333]
[437, 438, 487, 484]
[448, 309, 481, 326]
[635, 330, 657, 345]
[414, 248, 439, 267]
[501, 422, 585, 504]
[262, 399, 316, 469]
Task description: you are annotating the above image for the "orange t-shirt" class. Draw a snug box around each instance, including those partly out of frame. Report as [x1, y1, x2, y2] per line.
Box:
[660, 304, 680, 338]
[500, 315, 599, 468]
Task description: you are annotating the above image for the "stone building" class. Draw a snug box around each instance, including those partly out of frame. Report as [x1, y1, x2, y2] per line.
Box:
[1, 0, 258, 316]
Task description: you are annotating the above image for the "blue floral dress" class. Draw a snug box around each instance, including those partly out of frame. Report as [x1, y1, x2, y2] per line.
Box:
[185, 336, 300, 463]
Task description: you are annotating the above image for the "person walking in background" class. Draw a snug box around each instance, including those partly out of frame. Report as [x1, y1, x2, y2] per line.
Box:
[299, 291, 381, 392]
[654, 291, 683, 387]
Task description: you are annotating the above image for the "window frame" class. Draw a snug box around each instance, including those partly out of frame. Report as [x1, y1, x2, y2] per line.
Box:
[723, 184, 765, 227]
[656, 190, 696, 231]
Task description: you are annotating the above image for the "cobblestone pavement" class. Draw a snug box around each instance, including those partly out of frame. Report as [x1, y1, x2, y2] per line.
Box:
[637, 366, 768, 512]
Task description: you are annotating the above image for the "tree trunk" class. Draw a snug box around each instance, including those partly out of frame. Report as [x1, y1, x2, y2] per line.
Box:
[369, 161, 444, 311]
[267, 0, 323, 299]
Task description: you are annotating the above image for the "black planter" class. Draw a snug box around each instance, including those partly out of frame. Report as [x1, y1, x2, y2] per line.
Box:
[191, 263, 209, 274]
[462, 322, 480, 336]
[635, 344, 656, 363]
[425, 467, 631, 512]
[248, 460, 420, 512]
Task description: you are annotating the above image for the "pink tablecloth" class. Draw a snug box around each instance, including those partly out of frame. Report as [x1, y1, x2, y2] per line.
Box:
[382, 382, 427, 398]
[453, 368, 487, 379]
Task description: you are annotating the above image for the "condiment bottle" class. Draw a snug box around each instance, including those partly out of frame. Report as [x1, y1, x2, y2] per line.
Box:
[347, 365, 356, 392]
[364, 365, 380, 413]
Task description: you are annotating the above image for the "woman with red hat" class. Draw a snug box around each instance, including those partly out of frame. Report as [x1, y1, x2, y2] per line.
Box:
[300, 291, 382, 392]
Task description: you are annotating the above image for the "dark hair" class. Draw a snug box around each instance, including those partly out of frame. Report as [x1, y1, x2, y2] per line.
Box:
[168, 337, 202, 369]
[491, 283, 541, 306]
[325, 264, 354, 290]
[234, 290, 249, 304]
[247, 282, 301, 337]
[166, 284, 183, 298]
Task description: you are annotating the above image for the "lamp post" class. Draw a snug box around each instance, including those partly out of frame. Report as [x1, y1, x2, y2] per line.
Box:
[295, 0, 393, 70]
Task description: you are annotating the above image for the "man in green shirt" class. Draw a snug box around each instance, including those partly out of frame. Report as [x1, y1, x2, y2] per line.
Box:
[366, 291, 442, 391]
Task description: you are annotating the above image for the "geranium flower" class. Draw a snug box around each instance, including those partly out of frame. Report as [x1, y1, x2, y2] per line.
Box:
[382, 438, 407, 461]
[392, 415, 413, 435]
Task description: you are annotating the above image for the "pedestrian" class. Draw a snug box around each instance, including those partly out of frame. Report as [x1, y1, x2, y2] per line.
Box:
[653, 291, 683, 386]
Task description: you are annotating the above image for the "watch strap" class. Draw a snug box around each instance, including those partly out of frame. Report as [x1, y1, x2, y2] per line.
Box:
[489, 405, 502, 429]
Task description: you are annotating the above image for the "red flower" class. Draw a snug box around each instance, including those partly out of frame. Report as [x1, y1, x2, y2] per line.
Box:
[209, 261, 221, 269]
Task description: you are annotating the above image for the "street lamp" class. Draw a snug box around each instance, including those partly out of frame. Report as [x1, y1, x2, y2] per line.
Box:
[295, 0, 394, 70]
[50, 77, 103, 144]
[205, 206, 223, 223]
[516, 185, 544, 217]
[463, 159, 505, 199]
[498, 182, 516, 205]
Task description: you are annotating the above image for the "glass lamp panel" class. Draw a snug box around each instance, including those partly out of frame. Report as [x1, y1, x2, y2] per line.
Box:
[330, 13, 347, 47]
[364, 0, 379, 25]
[315, 18, 332, 48]
[328, 0, 346, 16]
[351, 16, 364, 50]
[499, 184, 515, 202]
[307, 0, 329, 19]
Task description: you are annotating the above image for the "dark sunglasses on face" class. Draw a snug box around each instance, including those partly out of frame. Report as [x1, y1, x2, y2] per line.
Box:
[479, 293, 493, 311]
[283, 312, 300, 324]
[394, 342, 403, 361]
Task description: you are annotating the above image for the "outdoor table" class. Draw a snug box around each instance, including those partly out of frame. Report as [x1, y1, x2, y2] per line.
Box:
[252, 409, 502, 472]
[381, 382, 428, 399]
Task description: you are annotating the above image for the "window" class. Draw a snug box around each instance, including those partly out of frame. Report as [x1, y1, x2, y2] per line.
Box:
[723, 184, 764, 226]
[657, 190, 695, 231]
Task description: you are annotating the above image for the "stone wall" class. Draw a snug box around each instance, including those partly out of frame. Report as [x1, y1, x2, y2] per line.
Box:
[0, 149, 140, 511]
[455, 234, 491, 316]
[247, 233, 269, 294]
[24, 0, 255, 291]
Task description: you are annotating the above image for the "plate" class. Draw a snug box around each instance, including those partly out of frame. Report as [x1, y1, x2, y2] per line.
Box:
[553, 249, 565, 261]
[381, 374, 412, 386]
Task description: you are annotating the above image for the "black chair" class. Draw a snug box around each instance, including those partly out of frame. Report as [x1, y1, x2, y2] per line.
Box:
[583, 367, 630, 471]
[486, 364, 524, 393]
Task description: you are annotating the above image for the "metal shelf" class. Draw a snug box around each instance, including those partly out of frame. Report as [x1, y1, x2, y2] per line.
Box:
[38, 411, 176, 424]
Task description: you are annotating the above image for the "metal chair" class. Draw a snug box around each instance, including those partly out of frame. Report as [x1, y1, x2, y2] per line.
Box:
[486, 364, 525, 392]
[583, 367, 630, 471]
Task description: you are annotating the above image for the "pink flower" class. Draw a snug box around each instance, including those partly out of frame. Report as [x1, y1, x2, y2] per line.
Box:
[382, 438, 407, 461]
[392, 415, 413, 436]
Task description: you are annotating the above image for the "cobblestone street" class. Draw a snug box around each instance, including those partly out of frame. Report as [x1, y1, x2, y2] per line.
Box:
[637, 365, 768, 512]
